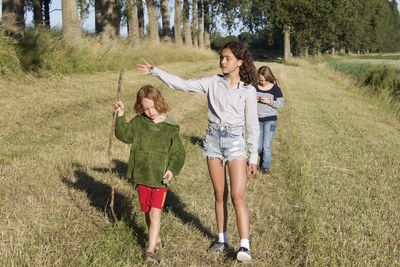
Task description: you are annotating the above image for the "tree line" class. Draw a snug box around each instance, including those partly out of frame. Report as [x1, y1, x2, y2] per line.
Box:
[1, 0, 400, 56]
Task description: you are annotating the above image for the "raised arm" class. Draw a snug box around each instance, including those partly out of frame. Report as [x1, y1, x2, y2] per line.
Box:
[138, 59, 211, 94]
[114, 100, 135, 143]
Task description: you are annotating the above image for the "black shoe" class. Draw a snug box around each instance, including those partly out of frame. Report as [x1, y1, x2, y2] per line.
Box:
[208, 241, 227, 252]
[236, 247, 251, 263]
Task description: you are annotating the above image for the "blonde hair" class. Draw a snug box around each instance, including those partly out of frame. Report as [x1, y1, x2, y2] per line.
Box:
[134, 85, 169, 114]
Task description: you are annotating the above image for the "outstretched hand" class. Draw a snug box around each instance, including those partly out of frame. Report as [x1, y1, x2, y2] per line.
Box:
[137, 58, 154, 75]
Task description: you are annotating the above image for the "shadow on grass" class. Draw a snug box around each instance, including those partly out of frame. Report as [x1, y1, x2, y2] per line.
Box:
[183, 134, 204, 148]
[60, 162, 146, 250]
[91, 159, 133, 185]
[164, 190, 216, 240]
[250, 48, 283, 63]
[61, 161, 217, 251]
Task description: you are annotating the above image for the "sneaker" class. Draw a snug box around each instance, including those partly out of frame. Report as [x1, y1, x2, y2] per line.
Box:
[146, 251, 159, 264]
[208, 241, 227, 252]
[236, 247, 251, 263]
[262, 168, 270, 175]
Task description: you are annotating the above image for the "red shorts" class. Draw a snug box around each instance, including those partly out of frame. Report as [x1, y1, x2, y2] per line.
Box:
[137, 184, 168, 213]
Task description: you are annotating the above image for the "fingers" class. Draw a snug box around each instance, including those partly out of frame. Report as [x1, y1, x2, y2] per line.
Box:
[247, 163, 257, 177]
[137, 58, 153, 74]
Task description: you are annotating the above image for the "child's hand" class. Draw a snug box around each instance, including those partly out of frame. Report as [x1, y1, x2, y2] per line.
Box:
[247, 163, 257, 177]
[114, 100, 124, 116]
[259, 97, 272, 105]
[137, 58, 154, 75]
[162, 170, 173, 186]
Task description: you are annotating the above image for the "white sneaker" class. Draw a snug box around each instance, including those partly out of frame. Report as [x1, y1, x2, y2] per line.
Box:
[236, 247, 252, 263]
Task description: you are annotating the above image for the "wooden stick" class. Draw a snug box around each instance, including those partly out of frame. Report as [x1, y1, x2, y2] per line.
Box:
[107, 69, 125, 222]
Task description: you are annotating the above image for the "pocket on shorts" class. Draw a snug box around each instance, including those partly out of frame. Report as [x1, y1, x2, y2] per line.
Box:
[228, 127, 243, 138]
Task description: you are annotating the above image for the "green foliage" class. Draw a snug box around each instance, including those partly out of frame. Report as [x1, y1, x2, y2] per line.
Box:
[364, 65, 400, 101]
[217, 0, 400, 55]
[0, 33, 22, 76]
[210, 34, 239, 50]
[318, 56, 400, 103]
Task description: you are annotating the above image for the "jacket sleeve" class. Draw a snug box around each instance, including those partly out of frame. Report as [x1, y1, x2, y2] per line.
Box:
[115, 116, 135, 144]
[272, 85, 284, 109]
[167, 126, 186, 176]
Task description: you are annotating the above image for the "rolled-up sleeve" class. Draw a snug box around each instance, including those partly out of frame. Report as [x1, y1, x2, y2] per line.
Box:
[245, 88, 260, 164]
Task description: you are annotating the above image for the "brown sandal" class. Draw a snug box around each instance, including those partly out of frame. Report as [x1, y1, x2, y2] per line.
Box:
[155, 241, 162, 253]
[146, 251, 158, 264]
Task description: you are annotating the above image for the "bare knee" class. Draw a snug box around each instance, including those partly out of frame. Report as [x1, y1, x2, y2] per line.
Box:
[231, 192, 245, 207]
[149, 208, 161, 221]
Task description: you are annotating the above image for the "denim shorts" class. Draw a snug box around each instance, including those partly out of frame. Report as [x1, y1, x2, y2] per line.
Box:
[203, 122, 247, 164]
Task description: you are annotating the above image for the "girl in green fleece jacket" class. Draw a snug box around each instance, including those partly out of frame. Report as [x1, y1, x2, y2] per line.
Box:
[114, 84, 186, 264]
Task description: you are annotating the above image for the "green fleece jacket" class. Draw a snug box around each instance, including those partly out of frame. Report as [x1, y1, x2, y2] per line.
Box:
[115, 114, 186, 188]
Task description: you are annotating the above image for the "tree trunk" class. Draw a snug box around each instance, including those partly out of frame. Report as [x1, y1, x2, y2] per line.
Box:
[43, 0, 50, 27]
[146, 0, 160, 43]
[95, 0, 120, 39]
[174, 0, 183, 45]
[203, 0, 211, 49]
[62, 0, 81, 42]
[126, 0, 140, 46]
[33, 0, 42, 27]
[1, 0, 25, 34]
[197, 0, 204, 49]
[138, 0, 145, 39]
[331, 47, 336, 56]
[283, 25, 291, 62]
[182, 0, 192, 47]
[191, 0, 198, 47]
[160, 0, 171, 42]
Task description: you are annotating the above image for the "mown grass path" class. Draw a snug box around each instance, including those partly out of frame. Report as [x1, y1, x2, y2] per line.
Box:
[0, 60, 399, 266]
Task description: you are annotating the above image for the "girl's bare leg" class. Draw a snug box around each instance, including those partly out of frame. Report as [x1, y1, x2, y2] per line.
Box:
[146, 208, 162, 253]
[227, 159, 249, 239]
[207, 158, 229, 234]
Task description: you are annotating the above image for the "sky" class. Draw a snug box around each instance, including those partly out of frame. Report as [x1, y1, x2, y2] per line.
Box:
[0, 0, 399, 37]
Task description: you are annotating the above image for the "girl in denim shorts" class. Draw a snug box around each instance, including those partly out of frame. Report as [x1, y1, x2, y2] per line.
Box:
[138, 41, 259, 263]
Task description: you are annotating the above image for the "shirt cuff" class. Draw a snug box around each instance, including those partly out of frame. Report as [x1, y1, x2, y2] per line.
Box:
[249, 153, 258, 165]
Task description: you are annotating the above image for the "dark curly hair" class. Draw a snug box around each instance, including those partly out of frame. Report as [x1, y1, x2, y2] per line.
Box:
[221, 41, 257, 85]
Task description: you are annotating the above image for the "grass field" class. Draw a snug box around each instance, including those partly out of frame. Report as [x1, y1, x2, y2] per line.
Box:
[1, 58, 399, 266]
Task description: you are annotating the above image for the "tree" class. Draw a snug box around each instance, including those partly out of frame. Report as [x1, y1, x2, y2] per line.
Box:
[203, 0, 211, 49]
[182, 0, 192, 46]
[197, 0, 204, 48]
[160, 0, 171, 41]
[126, 0, 140, 46]
[43, 0, 50, 27]
[32, 0, 42, 27]
[192, 0, 198, 47]
[1, 0, 25, 34]
[95, 0, 120, 39]
[174, 0, 183, 45]
[146, 0, 160, 43]
[62, 0, 81, 42]
[136, 0, 144, 38]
